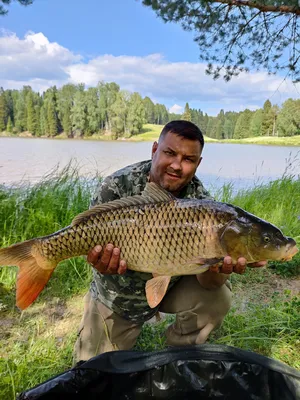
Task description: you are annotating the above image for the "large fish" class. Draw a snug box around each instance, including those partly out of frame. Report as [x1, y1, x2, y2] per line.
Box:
[0, 183, 298, 310]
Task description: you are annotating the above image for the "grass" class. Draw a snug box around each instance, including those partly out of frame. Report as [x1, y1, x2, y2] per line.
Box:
[224, 135, 300, 147]
[0, 167, 299, 399]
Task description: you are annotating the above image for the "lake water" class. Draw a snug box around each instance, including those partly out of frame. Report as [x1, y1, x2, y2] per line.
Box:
[0, 137, 299, 194]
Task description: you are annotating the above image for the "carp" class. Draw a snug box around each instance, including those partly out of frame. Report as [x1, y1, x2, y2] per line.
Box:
[0, 183, 298, 310]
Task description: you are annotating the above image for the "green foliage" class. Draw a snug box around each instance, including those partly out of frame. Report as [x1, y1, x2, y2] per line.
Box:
[0, 0, 33, 16]
[0, 88, 7, 131]
[233, 109, 253, 138]
[143, 96, 156, 124]
[6, 116, 13, 133]
[142, 0, 300, 81]
[250, 109, 263, 137]
[277, 98, 300, 137]
[71, 90, 87, 137]
[181, 102, 192, 122]
[1, 84, 299, 141]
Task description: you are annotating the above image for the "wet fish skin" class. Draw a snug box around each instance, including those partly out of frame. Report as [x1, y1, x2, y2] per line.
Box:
[0, 183, 298, 310]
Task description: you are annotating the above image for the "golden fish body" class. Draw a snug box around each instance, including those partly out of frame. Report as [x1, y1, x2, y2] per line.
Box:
[38, 199, 228, 276]
[0, 182, 298, 310]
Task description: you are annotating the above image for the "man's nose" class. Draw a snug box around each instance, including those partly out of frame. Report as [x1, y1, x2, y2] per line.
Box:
[170, 157, 182, 171]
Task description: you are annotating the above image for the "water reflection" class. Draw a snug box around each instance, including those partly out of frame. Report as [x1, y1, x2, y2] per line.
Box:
[0, 137, 299, 193]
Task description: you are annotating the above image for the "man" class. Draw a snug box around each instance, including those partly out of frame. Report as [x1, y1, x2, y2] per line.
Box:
[74, 120, 265, 362]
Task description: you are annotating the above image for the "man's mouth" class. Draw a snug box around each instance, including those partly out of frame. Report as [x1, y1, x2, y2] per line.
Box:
[166, 172, 181, 180]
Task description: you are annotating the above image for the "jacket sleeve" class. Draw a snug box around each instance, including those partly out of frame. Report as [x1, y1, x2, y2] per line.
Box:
[90, 176, 122, 207]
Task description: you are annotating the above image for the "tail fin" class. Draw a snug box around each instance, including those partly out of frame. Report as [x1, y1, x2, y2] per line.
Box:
[0, 239, 57, 310]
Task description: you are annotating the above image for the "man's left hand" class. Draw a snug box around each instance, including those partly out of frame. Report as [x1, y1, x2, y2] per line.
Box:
[209, 256, 267, 274]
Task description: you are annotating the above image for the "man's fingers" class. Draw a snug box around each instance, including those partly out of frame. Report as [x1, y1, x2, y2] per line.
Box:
[94, 243, 114, 273]
[106, 247, 121, 274]
[248, 261, 267, 268]
[233, 257, 246, 274]
[220, 256, 233, 274]
[118, 260, 127, 275]
[209, 265, 220, 273]
[87, 245, 102, 265]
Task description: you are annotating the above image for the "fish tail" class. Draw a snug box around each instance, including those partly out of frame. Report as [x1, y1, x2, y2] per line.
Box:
[0, 239, 57, 310]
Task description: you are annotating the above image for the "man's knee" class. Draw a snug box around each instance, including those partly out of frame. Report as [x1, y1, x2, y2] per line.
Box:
[164, 278, 232, 346]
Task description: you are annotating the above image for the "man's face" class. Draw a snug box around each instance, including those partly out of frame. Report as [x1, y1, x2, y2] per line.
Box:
[150, 131, 203, 196]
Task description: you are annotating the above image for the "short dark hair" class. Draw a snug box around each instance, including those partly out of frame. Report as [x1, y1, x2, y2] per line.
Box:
[159, 120, 204, 149]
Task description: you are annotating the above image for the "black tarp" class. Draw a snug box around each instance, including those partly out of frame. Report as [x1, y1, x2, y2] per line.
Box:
[18, 344, 300, 399]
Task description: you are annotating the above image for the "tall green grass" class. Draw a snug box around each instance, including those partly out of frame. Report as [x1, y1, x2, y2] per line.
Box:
[0, 167, 299, 399]
[0, 164, 95, 306]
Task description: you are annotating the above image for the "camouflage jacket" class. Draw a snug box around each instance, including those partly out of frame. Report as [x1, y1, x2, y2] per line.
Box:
[89, 160, 211, 323]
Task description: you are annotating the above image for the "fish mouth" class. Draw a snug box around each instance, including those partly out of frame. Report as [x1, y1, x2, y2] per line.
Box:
[282, 240, 298, 261]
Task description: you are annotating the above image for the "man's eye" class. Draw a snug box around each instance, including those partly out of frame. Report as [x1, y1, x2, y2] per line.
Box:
[164, 150, 173, 155]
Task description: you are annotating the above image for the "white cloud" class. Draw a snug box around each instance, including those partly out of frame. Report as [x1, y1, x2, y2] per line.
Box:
[0, 30, 81, 85]
[0, 31, 299, 114]
[169, 104, 183, 114]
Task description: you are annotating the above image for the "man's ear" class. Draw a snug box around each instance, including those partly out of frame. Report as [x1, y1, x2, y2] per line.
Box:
[197, 156, 203, 168]
[151, 141, 158, 158]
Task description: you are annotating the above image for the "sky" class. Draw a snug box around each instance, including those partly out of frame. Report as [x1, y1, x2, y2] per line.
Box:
[0, 0, 299, 116]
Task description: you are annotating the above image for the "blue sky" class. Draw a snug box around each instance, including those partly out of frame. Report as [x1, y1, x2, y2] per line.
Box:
[1, 0, 299, 115]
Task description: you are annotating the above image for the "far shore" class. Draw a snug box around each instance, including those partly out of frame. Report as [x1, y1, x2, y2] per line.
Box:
[1, 124, 300, 147]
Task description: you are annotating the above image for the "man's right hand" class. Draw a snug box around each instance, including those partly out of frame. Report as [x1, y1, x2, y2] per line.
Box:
[87, 244, 127, 275]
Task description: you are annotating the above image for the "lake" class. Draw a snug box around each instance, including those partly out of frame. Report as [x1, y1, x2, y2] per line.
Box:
[0, 137, 299, 194]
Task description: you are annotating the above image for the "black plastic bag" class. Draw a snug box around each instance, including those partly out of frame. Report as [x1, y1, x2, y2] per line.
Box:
[18, 344, 300, 400]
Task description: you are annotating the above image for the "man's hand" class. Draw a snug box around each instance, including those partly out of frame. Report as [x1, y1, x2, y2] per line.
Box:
[87, 244, 127, 275]
[210, 256, 267, 275]
[197, 256, 267, 290]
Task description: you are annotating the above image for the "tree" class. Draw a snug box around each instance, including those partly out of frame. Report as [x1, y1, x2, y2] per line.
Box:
[127, 92, 146, 136]
[233, 109, 253, 138]
[110, 91, 129, 138]
[0, 88, 8, 131]
[277, 98, 300, 136]
[142, 0, 300, 81]
[215, 109, 225, 139]
[261, 100, 275, 136]
[6, 116, 13, 132]
[181, 103, 192, 121]
[86, 87, 99, 136]
[26, 90, 37, 134]
[250, 109, 263, 137]
[143, 96, 156, 123]
[57, 84, 77, 136]
[0, 0, 32, 16]
[71, 90, 87, 137]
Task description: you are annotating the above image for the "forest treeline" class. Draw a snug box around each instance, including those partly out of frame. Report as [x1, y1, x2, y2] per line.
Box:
[0, 82, 299, 139]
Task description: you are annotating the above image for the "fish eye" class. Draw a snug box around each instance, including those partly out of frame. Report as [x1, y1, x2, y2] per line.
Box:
[264, 236, 271, 243]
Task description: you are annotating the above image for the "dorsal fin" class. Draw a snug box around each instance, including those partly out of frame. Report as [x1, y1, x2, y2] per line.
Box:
[71, 182, 174, 226]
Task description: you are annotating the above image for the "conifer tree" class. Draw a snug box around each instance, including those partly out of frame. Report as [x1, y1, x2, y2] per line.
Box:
[181, 103, 192, 121]
[26, 91, 37, 134]
[143, 96, 155, 124]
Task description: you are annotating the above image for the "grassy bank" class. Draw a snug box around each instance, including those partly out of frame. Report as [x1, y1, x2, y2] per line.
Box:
[0, 168, 299, 399]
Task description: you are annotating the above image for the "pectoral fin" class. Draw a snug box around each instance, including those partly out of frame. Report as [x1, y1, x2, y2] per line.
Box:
[145, 275, 171, 308]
